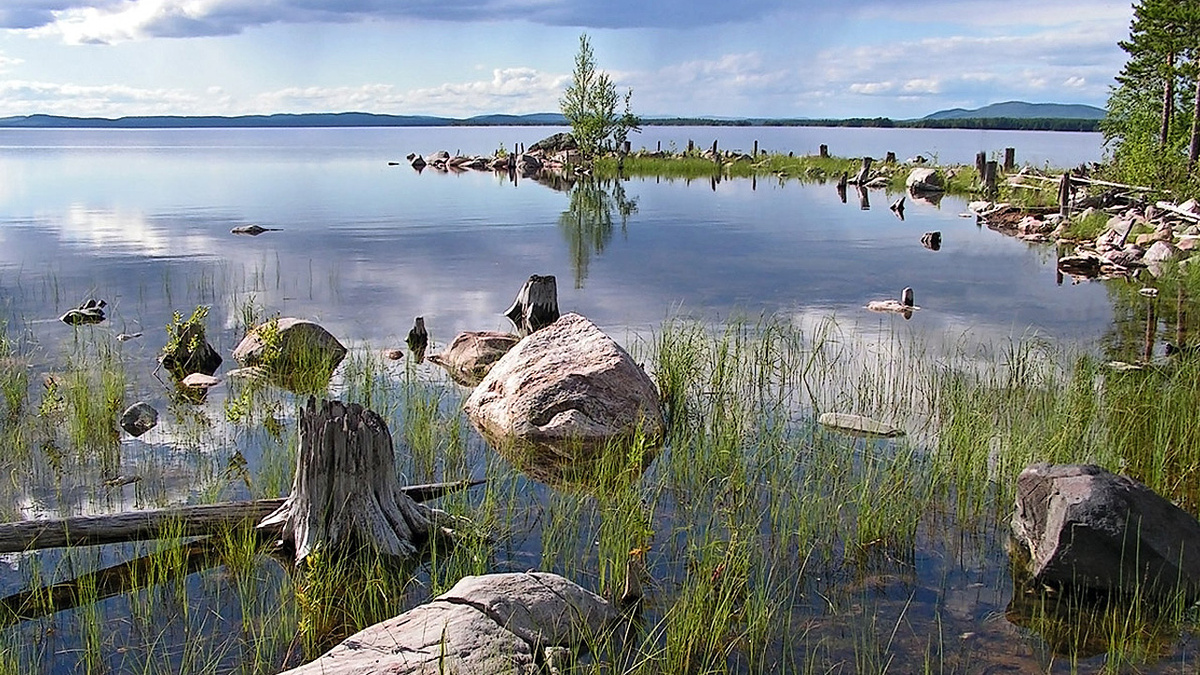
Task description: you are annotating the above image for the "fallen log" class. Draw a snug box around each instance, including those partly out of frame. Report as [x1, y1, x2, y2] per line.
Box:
[0, 538, 219, 626]
[0, 480, 480, 554]
[1155, 201, 1200, 223]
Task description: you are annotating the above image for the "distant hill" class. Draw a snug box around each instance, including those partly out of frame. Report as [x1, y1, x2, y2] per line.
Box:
[0, 107, 1102, 131]
[924, 101, 1105, 121]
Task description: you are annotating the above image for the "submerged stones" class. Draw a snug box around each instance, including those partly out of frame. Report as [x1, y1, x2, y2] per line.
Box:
[119, 401, 158, 437]
[817, 412, 904, 438]
[1011, 463, 1200, 600]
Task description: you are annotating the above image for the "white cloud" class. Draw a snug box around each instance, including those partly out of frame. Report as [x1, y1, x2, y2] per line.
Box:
[0, 53, 24, 71]
[0, 67, 569, 117]
[0, 79, 207, 116]
[849, 82, 893, 95]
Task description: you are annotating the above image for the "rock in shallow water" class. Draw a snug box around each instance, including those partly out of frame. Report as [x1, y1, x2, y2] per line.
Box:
[119, 401, 158, 437]
[464, 313, 664, 445]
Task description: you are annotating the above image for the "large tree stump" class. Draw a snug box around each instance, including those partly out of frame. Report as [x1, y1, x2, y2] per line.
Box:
[503, 274, 560, 337]
[258, 398, 434, 564]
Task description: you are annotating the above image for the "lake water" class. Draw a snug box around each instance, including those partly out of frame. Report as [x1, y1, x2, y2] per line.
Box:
[0, 126, 1172, 673]
[0, 125, 1112, 357]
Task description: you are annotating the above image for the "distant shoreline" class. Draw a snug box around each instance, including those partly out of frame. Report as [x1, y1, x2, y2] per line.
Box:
[0, 112, 1101, 133]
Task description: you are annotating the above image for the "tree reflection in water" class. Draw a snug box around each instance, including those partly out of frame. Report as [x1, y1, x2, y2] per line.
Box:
[558, 177, 638, 287]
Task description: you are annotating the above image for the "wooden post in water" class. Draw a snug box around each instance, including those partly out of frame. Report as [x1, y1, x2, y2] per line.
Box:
[1059, 173, 1074, 216]
[853, 157, 873, 184]
[975, 151, 987, 179]
[258, 398, 438, 564]
[753, 140, 759, 157]
[885, 151, 896, 164]
[711, 139, 718, 157]
[820, 144, 829, 158]
[984, 161, 998, 196]
[503, 274, 560, 336]
[656, 140, 661, 153]
[1004, 147, 1016, 171]
[687, 140, 694, 154]
[1144, 294, 1158, 363]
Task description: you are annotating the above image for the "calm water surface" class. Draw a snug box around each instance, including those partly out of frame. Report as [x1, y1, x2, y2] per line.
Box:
[0, 127, 1171, 673]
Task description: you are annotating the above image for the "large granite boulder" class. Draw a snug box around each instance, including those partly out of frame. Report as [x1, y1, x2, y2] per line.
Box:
[905, 167, 944, 194]
[279, 572, 618, 675]
[529, 132, 577, 154]
[464, 313, 664, 445]
[232, 318, 346, 391]
[1011, 463, 1200, 599]
[428, 331, 521, 387]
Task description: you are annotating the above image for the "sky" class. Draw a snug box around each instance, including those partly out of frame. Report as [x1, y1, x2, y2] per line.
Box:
[0, 0, 1135, 120]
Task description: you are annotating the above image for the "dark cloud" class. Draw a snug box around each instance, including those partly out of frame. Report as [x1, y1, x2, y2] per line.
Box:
[2, 0, 798, 39]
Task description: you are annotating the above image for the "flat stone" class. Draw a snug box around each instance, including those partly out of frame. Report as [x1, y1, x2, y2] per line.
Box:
[817, 412, 904, 438]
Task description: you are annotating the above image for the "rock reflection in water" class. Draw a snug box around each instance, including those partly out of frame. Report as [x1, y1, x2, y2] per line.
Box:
[1004, 540, 1180, 663]
[474, 425, 658, 493]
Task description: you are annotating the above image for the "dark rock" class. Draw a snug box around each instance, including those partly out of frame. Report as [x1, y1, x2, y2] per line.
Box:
[230, 224, 280, 235]
[60, 298, 107, 326]
[161, 322, 222, 378]
[1011, 463, 1200, 599]
[119, 401, 158, 437]
[529, 133, 577, 154]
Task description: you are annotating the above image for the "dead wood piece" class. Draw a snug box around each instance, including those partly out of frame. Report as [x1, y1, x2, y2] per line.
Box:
[0, 499, 285, 554]
[503, 274, 560, 337]
[0, 480, 478, 555]
[257, 398, 438, 564]
[1156, 201, 1200, 224]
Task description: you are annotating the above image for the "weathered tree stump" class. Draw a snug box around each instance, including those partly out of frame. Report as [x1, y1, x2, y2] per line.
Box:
[503, 274, 560, 337]
[820, 144, 829, 158]
[853, 156, 873, 185]
[975, 151, 987, 178]
[259, 398, 436, 564]
[1004, 147, 1016, 171]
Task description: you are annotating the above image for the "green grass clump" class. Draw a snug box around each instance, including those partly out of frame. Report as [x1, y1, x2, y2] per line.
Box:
[1058, 208, 1112, 241]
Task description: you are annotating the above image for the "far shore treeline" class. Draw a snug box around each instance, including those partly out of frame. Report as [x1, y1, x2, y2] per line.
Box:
[0, 112, 1101, 132]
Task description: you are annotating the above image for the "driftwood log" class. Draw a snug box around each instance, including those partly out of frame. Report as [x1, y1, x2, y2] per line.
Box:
[0, 481, 478, 555]
[258, 398, 442, 564]
[503, 274, 560, 337]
